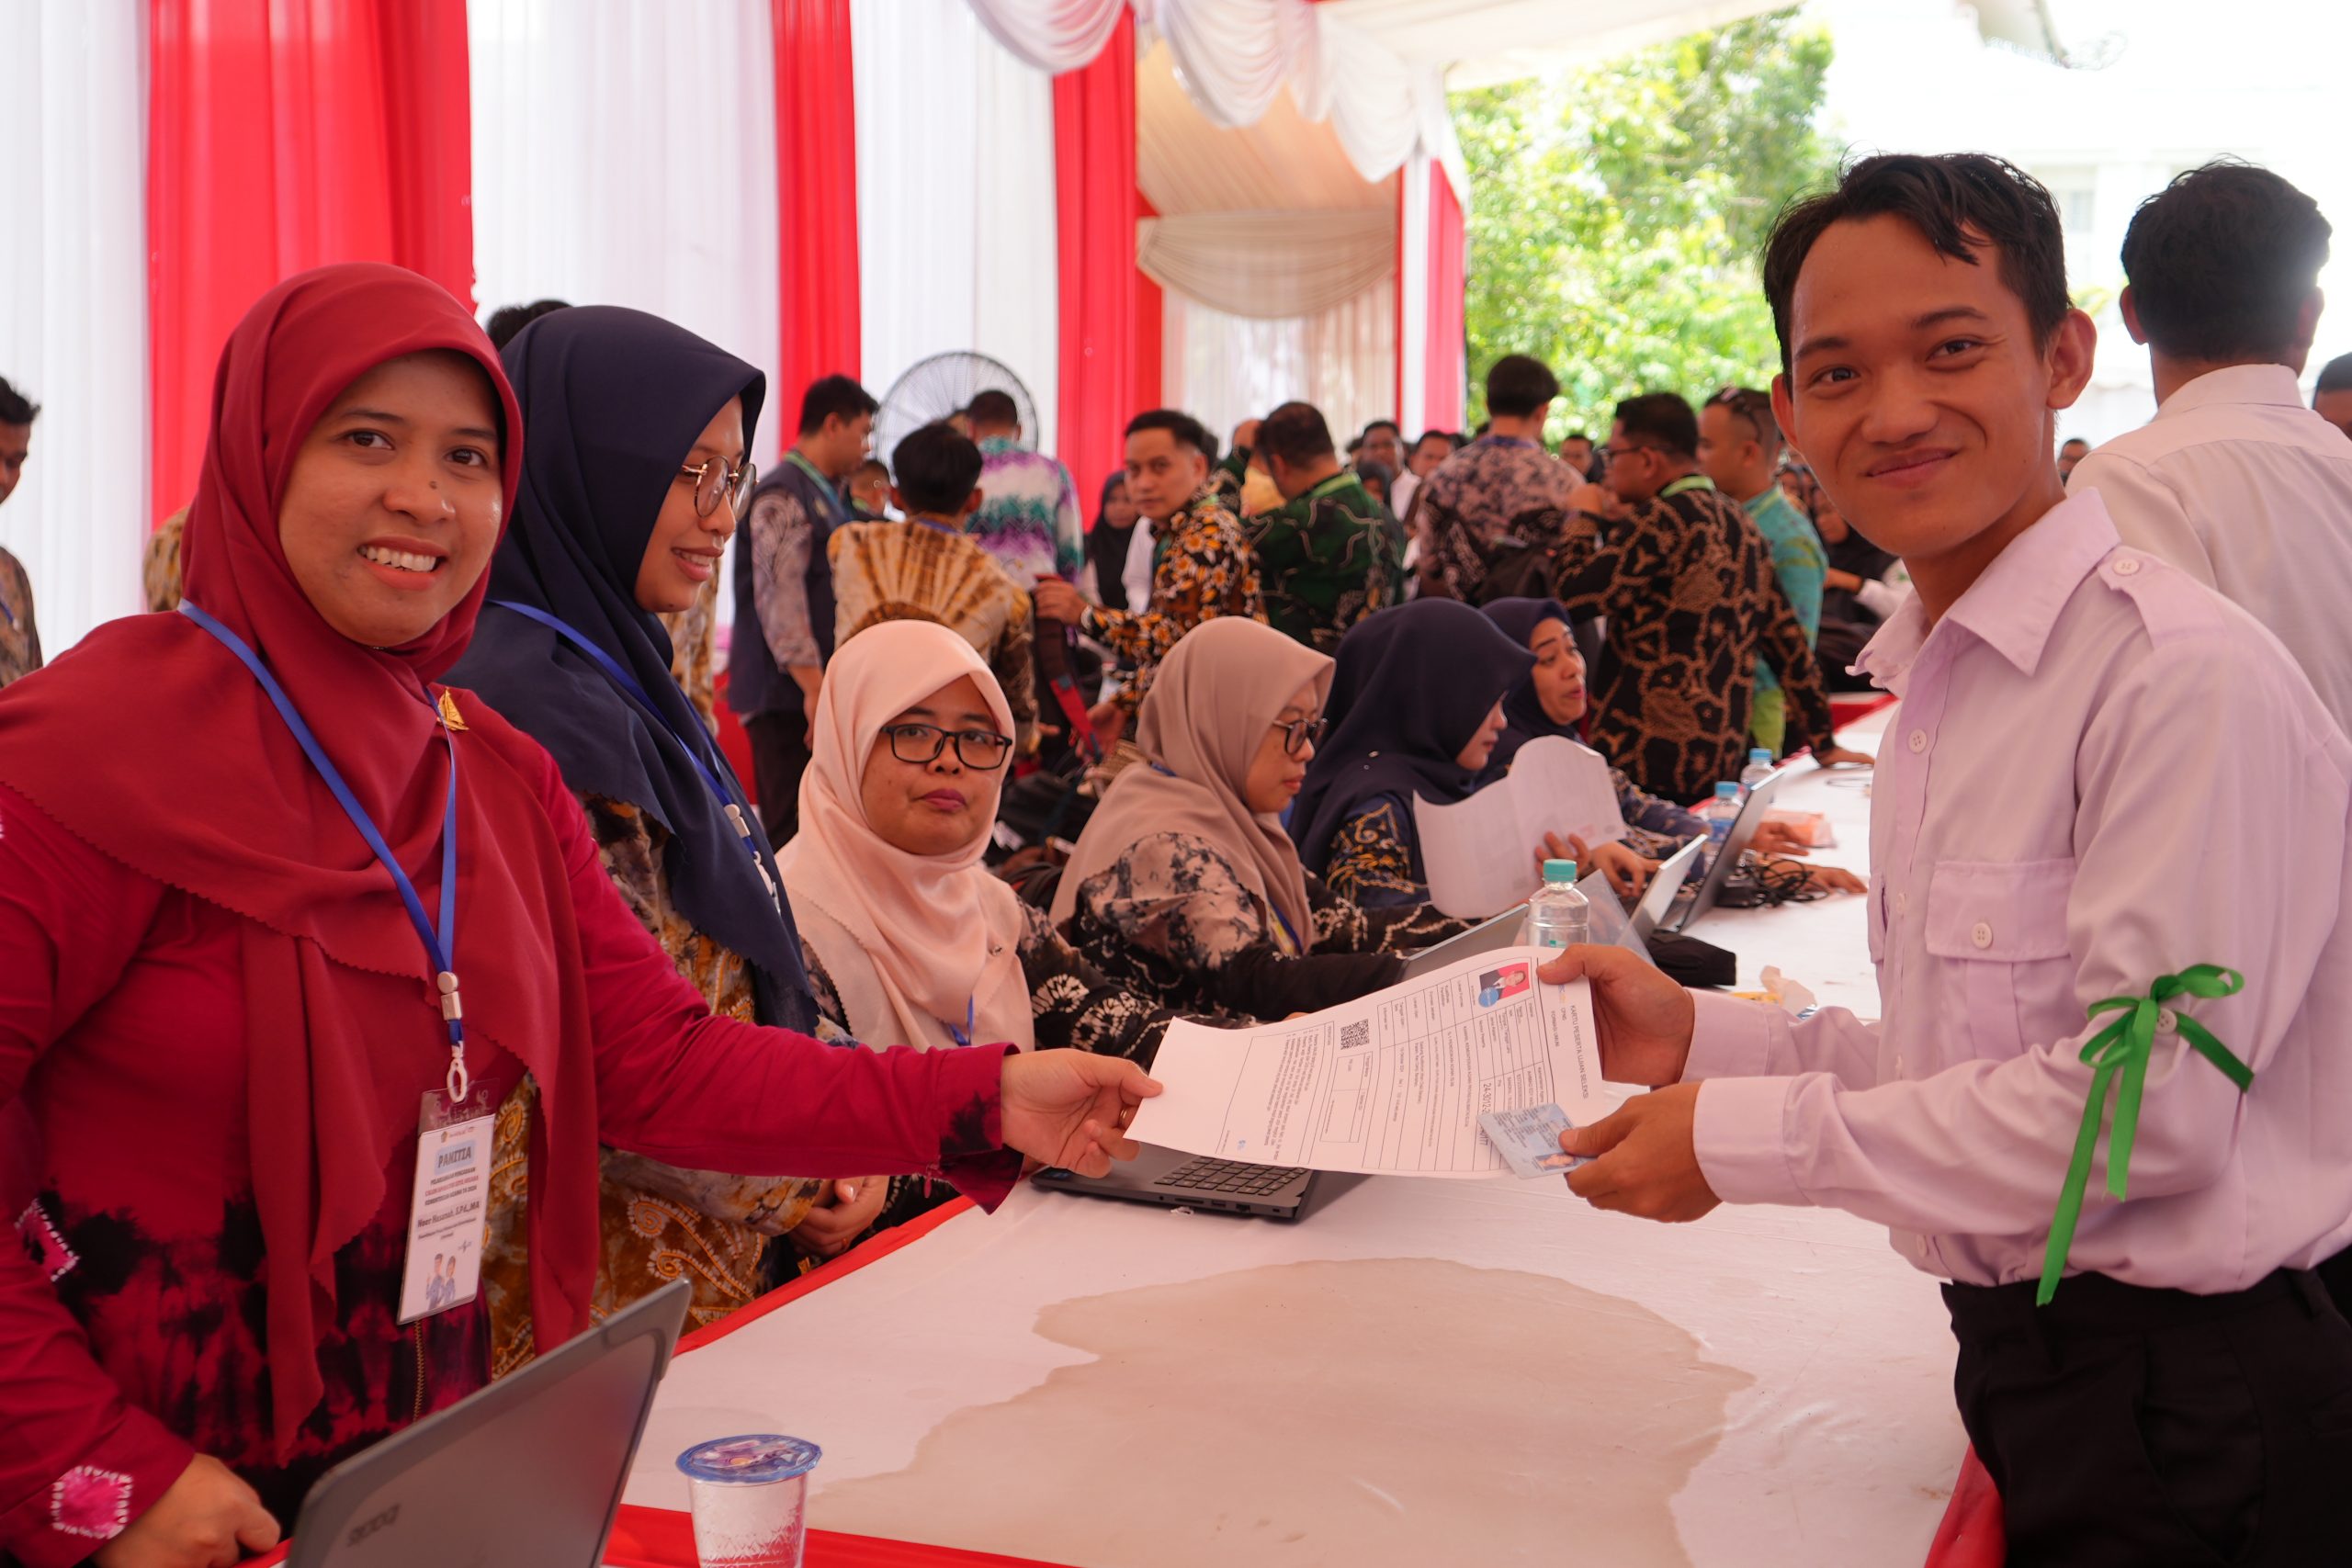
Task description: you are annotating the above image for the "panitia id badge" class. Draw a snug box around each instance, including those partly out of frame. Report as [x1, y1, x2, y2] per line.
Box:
[398, 1064, 500, 1327]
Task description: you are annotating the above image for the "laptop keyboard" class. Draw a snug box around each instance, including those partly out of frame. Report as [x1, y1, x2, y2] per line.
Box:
[1160, 1156, 1307, 1197]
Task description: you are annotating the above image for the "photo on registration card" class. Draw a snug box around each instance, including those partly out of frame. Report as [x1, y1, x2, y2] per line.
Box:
[1477, 963, 1532, 1007]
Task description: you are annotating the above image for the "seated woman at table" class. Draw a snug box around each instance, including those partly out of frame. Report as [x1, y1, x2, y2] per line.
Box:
[1479, 598, 1820, 865]
[447, 305, 881, 1362]
[0, 265, 1149, 1568]
[783, 620, 1183, 1236]
[1056, 616, 1458, 1022]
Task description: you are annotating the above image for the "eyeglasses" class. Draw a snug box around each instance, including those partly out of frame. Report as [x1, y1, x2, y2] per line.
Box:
[679, 456, 758, 519]
[1275, 716, 1329, 757]
[882, 722, 1015, 771]
[1598, 444, 1660, 465]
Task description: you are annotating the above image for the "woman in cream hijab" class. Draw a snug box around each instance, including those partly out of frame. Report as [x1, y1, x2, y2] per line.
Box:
[1054, 617, 1464, 1024]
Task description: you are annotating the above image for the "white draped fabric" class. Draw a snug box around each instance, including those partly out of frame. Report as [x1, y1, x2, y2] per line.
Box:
[1397, 152, 1432, 435]
[1165, 277, 1396, 457]
[0, 0, 148, 655]
[854, 0, 1062, 457]
[468, 0, 786, 465]
[969, 0, 1126, 72]
[1138, 209, 1394, 321]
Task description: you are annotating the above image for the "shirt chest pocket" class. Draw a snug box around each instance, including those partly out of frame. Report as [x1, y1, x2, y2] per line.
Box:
[1924, 858, 2077, 1063]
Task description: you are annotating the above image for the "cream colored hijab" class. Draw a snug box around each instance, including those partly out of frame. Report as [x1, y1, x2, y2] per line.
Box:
[1053, 617, 1332, 943]
[776, 620, 1034, 1053]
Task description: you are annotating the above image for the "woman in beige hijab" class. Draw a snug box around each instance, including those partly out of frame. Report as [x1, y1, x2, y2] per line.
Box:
[1054, 617, 1464, 1023]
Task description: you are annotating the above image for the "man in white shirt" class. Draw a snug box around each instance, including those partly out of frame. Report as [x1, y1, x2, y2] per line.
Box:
[2066, 162, 2352, 731]
[2316, 352, 2352, 440]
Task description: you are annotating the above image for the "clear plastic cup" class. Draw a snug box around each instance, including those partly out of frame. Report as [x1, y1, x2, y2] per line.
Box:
[676, 1434, 822, 1568]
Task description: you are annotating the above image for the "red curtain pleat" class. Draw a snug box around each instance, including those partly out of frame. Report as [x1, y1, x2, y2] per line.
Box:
[1424, 162, 1468, 433]
[1052, 12, 1139, 523]
[772, 0, 863, 418]
[146, 0, 473, 527]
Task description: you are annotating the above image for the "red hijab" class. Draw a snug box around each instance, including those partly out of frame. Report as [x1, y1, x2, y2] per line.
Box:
[0, 264, 605, 1455]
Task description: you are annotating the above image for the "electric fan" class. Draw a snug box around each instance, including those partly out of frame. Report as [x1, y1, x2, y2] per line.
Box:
[873, 352, 1039, 465]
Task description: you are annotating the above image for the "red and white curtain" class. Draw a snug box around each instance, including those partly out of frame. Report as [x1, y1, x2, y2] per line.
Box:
[0, 0, 1466, 656]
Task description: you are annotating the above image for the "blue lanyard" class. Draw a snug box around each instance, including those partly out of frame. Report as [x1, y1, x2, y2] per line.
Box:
[177, 601, 471, 1096]
[1149, 762, 1305, 954]
[486, 601, 780, 905]
[943, 998, 975, 1049]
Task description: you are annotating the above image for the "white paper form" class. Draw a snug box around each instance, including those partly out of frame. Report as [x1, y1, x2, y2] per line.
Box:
[1413, 736, 1630, 919]
[1126, 947, 1613, 1177]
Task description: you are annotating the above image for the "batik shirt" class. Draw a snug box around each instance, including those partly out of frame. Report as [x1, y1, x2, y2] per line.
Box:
[1246, 471, 1403, 654]
[971, 437, 1083, 592]
[828, 516, 1041, 751]
[1418, 437, 1580, 600]
[1553, 477, 1838, 802]
[1743, 483, 1826, 700]
[657, 572, 721, 733]
[481, 795, 826, 1371]
[143, 513, 187, 614]
[1080, 489, 1264, 712]
[0, 547, 40, 690]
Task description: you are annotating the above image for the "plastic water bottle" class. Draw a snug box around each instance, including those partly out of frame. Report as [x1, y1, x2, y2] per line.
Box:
[1740, 747, 1776, 797]
[1525, 859, 1590, 950]
[1699, 781, 1744, 872]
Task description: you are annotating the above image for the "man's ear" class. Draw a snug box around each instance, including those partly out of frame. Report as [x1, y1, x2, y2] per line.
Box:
[960, 488, 985, 520]
[1769, 374, 1804, 468]
[2119, 286, 2149, 348]
[2047, 308, 2099, 412]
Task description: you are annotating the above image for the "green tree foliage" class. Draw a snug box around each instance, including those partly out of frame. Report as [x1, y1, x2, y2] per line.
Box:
[1456, 11, 1842, 436]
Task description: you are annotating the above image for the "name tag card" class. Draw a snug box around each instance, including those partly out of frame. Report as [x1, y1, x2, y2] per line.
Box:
[399, 1085, 498, 1325]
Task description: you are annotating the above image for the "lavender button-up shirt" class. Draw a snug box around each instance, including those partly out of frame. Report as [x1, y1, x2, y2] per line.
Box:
[1686, 491, 2352, 1292]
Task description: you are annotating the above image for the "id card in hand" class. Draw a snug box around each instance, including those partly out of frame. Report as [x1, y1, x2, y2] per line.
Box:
[1478, 1103, 1592, 1179]
[399, 1083, 499, 1325]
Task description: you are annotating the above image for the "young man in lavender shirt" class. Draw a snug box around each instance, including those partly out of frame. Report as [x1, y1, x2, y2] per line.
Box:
[1543, 153, 2352, 1565]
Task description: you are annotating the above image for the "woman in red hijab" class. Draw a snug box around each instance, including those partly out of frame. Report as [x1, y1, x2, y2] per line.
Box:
[0, 264, 1153, 1568]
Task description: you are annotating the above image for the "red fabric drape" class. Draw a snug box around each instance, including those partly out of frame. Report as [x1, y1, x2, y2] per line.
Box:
[1134, 194, 1164, 423]
[773, 0, 863, 418]
[1052, 12, 1139, 520]
[146, 0, 473, 528]
[1423, 162, 1468, 434]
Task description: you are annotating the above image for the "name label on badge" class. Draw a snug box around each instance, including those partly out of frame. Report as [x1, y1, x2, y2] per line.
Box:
[399, 1086, 498, 1325]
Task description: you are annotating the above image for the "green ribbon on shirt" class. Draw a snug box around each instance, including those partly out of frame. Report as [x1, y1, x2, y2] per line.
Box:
[2038, 964, 2253, 1306]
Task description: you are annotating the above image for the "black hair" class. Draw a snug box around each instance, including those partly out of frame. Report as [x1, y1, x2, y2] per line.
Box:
[892, 423, 985, 516]
[853, 457, 890, 479]
[1559, 431, 1593, 447]
[965, 388, 1021, 429]
[1360, 419, 1401, 440]
[483, 299, 571, 350]
[1485, 354, 1561, 418]
[1762, 152, 2071, 376]
[2058, 436, 2091, 454]
[0, 376, 41, 426]
[1471, 422, 1491, 439]
[798, 374, 878, 436]
[1257, 401, 1337, 467]
[1706, 387, 1779, 457]
[1412, 429, 1454, 452]
[1125, 407, 1213, 457]
[1357, 459, 1396, 498]
[1613, 393, 1701, 461]
[2319, 353, 2352, 394]
[2120, 161, 2332, 363]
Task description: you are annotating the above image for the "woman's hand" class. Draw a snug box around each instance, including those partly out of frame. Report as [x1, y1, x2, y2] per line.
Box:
[1747, 819, 1813, 857]
[1538, 832, 1654, 900]
[94, 1455, 277, 1568]
[791, 1177, 890, 1260]
[1535, 945, 1695, 1089]
[1765, 858, 1866, 897]
[1000, 1051, 1160, 1176]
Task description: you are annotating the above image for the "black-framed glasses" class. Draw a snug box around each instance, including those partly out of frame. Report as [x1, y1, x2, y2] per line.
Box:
[679, 456, 758, 519]
[883, 722, 1015, 770]
[1598, 443, 1659, 466]
[1275, 716, 1329, 757]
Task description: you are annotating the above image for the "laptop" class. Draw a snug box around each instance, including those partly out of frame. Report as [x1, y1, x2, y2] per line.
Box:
[286, 1280, 691, 1567]
[1654, 769, 1785, 935]
[1625, 833, 1709, 942]
[1400, 902, 1531, 981]
[1034, 1145, 1362, 1222]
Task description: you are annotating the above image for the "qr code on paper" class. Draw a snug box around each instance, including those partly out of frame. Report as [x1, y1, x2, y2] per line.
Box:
[1339, 1021, 1370, 1052]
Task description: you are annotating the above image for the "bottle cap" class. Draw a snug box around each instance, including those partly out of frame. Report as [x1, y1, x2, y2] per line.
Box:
[677, 1434, 822, 1485]
[1748, 748, 1772, 765]
[1542, 858, 1577, 883]
[1715, 781, 1741, 799]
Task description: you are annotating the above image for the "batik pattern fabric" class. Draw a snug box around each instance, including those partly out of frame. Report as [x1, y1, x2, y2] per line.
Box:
[1743, 483, 1826, 701]
[142, 513, 187, 614]
[1417, 438, 1580, 601]
[1245, 472, 1404, 654]
[657, 570, 721, 733]
[0, 547, 40, 690]
[799, 898, 1177, 1240]
[828, 518, 1041, 751]
[1061, 829, 1461, 1019]
[970, 438, 1083, 592]
[1080, 490, 1264, 713]
[1553, 481, 1838, 803]
[481, 794, 825, 1372]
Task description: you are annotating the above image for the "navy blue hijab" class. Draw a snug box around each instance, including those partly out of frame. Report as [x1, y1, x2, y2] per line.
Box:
[447, 305, 814, 1031]
[1479, 596, 1577, 775]
[1289, 599, 1535, 876]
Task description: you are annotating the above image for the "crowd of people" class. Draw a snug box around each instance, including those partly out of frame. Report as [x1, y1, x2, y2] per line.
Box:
[6, 147, 2352, 1566]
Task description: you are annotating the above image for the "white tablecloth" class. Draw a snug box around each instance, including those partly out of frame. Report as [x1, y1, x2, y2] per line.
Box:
[623, 715, 1967, 1567]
